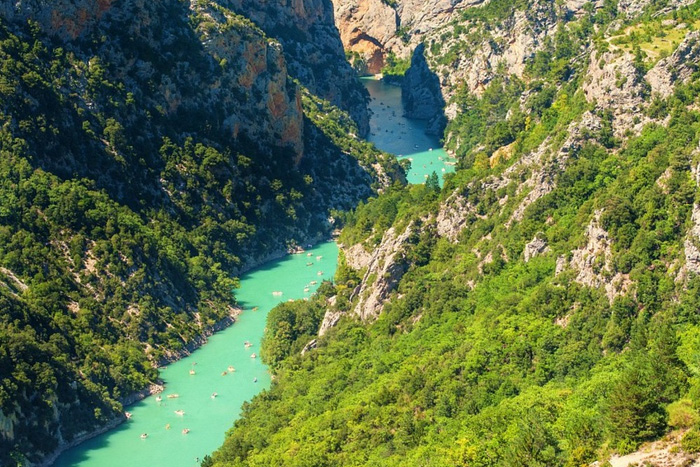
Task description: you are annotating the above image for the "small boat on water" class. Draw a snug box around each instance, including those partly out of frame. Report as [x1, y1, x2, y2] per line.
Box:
[306, 262, 313, 266]
[317, 271, 323, 276]
[140, 433, 148, 439]
[228, 365, 235, 372]
[252, 307, 259, 311]
[182, 428, 190, 435]
[316, 256, 323, 260]
[304, 287, 310, 293]
[251, 353, 257, 359]
[253, 377, 258, 383]
[125, 412, 132, 419]
[155, 396, 162, 402]
[211, 392, 218, 399]
[244, 341, 252, 348]
[307, 252, 313, 257]
[221, 371, 228, 376]
[174, 410, 185, 416]
[165, 424, 171, 430]
[310, 281, 317, 285]
[272, 291, 283, 296]
[189, 369, 195, 375]
[167, 394, 179, 399]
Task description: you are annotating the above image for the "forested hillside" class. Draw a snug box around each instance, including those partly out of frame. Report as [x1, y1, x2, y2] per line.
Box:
[0, 1, 402, 465]
[209, 1, 700, 465]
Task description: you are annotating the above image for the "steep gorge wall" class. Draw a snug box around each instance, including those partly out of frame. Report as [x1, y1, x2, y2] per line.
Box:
[224, 0, 371, 136]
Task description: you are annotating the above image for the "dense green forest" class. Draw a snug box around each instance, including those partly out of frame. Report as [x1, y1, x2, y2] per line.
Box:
[0, 1, 402, 465]
[208, 1, 700, 465]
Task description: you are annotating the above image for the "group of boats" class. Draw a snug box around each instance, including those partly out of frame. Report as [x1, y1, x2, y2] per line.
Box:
[140, 427, 189, 439]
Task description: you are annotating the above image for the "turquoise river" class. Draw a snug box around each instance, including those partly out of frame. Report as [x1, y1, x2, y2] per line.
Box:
[55, 243, 339, 466]
[363, 76, 456, 184]
[55, 76, 451, 466]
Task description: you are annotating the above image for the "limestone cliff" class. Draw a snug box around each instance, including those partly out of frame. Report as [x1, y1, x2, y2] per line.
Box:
[331, 0, 487, 72]
[224, 0, 371, 136]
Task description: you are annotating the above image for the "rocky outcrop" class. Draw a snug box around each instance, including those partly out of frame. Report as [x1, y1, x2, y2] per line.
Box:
[524, 236, 550, 262]
[226, 0, 371, 135]
[402, 44, 446, 134]
[333, 0, 398, 74]
[352, 226, 413, 320]
[557, 213, 633, 303]
[436, 193, 477, 241]
[617, 0, 696, 18]
[583, 50, 652, 137]
[647, 31, 700, 98]
[331, 0, 488, 70]
[680, 154, 700, 280]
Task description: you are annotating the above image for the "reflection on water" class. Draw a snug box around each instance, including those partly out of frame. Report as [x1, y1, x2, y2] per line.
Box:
[55, 242, 339, 467]
[362, 77, 455, 185]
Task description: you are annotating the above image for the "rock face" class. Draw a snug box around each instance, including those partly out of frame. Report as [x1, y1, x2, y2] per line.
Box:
[402, 44, 446, 134]
[557, 213, 633, 303]
[352, 226, 413, 320]
[333, 0, 398, 73]
[583, 50, 650, 137]
[331, 0, 487, 69]
[647, 31, 700, 98]
[524, 236, 550, 262]
[226, 0, 371, 135]
[681, 155, 700, 279]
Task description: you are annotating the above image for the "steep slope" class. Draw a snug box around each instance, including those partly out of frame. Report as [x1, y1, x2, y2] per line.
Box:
[209, 1, 700, 466]
[0, 1, 402, 465]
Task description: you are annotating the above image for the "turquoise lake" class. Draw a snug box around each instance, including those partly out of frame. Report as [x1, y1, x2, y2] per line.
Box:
[362, 76, 456, 184]
[55, 242, 339, 466]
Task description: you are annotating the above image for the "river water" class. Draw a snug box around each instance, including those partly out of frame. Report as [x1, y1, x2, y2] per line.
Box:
[363, 76, 455, 184]
[55, 76, 449, 466]
[55, 243, 339, 466]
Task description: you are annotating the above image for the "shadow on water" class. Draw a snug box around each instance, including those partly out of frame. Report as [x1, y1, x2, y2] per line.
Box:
[361, 77, 455, 185]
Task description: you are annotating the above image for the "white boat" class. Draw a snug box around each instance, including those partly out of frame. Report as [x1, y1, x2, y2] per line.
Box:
[272, 291, 283, 296]
[251, 353, 257, 359]
[155, 396, 162, 402]
[174, 410, 185, 416]
[167, 394, 179, 399]
[182, 428, 190, 435]
[211, 392, 218, 399]
[140, 433, 148, 439]
[228, 366, 235, 372]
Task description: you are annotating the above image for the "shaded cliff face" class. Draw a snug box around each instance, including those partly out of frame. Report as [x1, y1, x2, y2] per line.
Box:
[0, 1, 402, 465]
[401, 43, 446, 135]
[224, 0, 371, 136]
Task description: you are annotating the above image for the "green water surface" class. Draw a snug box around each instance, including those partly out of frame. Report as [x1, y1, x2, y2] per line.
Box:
[55, 242, 339, 467]
[362, 76, 455, 184]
